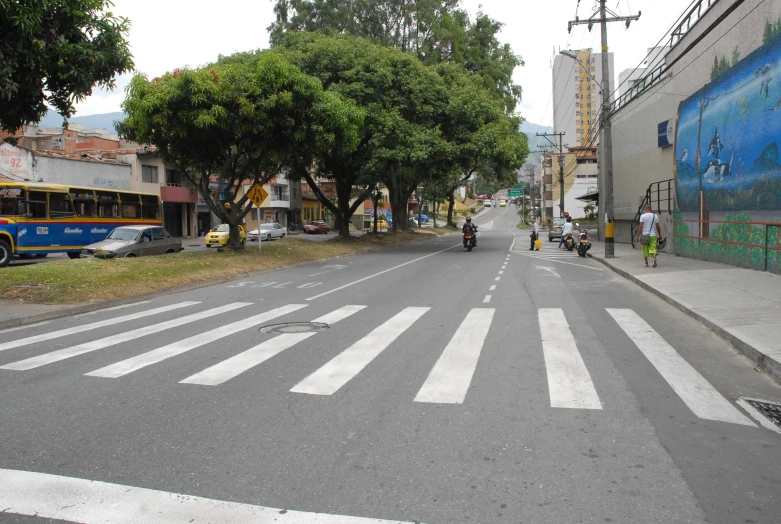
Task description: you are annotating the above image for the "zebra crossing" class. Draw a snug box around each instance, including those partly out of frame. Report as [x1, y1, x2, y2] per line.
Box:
[0, 300, 761, 429]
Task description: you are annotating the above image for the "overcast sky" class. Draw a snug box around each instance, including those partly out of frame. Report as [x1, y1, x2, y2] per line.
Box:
[74, 0, 690, 129]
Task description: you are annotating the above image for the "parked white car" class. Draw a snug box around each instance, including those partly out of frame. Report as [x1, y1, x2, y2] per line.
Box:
[248, 223, 286, 242]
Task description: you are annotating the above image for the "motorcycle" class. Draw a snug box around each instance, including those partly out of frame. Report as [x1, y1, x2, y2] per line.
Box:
[575, 224, 591, 257]
[563, 232, 575, 252]
[463, 226, 478, 252]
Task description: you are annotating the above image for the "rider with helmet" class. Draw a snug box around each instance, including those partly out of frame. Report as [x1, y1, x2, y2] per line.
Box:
[462, 217, 478, 246]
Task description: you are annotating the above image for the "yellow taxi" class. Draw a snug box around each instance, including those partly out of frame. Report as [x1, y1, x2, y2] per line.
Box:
[205, 224, 246, 247]
[500, 200, 507, 207]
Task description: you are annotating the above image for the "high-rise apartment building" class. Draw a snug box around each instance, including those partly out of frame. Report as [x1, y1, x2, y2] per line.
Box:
[551, 49, 614, 148]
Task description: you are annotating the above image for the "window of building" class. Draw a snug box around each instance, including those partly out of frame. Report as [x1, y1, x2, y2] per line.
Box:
[141, 165, 158, 184]
[166, 169, 183, 186]
[49, 192, 75, 218]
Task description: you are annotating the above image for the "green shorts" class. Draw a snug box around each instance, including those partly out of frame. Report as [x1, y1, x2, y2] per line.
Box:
[642, 236, 658, 257]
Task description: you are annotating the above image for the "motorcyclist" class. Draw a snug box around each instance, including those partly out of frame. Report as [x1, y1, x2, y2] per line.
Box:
[462, 217, 478, 246]
[558, 217, 573, 249]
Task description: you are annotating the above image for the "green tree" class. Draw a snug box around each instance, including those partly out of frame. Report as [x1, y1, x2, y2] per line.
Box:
[0, 0, 133, 133]
[731, 46, 740, 67]
[117, 50, 363, 247]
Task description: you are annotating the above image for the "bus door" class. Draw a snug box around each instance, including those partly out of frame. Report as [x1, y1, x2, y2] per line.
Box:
[16, 189, 51, 249]
[0, 186, 24, 250]
[48, 191, 88, 248]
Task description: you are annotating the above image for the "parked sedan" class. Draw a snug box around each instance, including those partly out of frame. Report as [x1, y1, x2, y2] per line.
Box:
[548, 218, 566, 242]
[249, 223, 286, 241]
[205, 224, 246, 247]
[303, 221, 332, 234]
[81, 226, 182, 258]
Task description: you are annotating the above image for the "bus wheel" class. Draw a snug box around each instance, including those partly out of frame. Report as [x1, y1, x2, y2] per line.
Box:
[0, 240, 11, 268]
[67, 252, 81, 260]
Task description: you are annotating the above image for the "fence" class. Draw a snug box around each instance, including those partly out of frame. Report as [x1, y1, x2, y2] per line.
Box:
[674, 217, 781, 274]
[631, 179, 674, 248]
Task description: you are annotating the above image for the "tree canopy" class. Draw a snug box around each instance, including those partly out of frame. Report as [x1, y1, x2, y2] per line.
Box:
[118, 50, 363, 246]
[0, 0, 134, 132]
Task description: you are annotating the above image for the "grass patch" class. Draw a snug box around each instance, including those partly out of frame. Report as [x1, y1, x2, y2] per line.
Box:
[1, 233, 433, 305]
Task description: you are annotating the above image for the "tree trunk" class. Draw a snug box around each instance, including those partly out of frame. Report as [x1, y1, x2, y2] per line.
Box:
[373, 192, 379, 234]
[447, 188, 456, 227]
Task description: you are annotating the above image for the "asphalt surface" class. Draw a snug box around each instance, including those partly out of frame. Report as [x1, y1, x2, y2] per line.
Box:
[1, 205, 780, 523]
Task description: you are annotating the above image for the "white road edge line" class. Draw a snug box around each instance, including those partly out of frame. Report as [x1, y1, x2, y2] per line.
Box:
[306, 244, 461, 301]
[736, 398, 781, 434]
[0, 468, 415, 524]
[483, 295, 491, 303]
[607, 309, 755, 426]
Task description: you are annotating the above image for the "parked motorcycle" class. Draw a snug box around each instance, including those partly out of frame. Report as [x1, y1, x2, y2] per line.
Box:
[575, 224, 591, 257]
[463, 226, 478, 252]
[563, 232, 575, 252]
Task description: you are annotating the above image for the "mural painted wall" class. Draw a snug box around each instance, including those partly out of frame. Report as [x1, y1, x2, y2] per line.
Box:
[676, 32, 781, 213]
[673, 25, 781, 274]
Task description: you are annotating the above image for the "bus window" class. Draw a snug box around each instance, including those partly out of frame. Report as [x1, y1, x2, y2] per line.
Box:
[141, 195, 161, 219]
[49, 192, 75, 218]
[71, 191, 97, 217]
[27, 191, 48, 219]
[121, 193, 142, 218]
[0, 187, 24, 216]
[96, 191, 119, 218]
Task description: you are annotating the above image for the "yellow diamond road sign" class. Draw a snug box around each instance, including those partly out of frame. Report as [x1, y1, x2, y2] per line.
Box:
[247, 183, 268, 207]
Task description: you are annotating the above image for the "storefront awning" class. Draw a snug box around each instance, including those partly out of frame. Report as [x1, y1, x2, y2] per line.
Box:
[575, 190, 599, 204]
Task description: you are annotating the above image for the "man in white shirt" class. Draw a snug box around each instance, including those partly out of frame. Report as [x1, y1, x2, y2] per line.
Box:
[530, 219, 539, 250]
[558, 217, 573, 249]
[635, 204, 662, 267]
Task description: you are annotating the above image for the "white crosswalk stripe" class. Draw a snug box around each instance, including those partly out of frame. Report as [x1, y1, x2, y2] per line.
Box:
[607, 309, 755, 426]
[0, 303, 249, 371]
[538, 308, 602, 410]
[181, 305, 366, 386]
[415, 308, 494, 404]
[291, 307, 429, 396]
[0, 301, 199, 352]
[85, 304, 308, 378]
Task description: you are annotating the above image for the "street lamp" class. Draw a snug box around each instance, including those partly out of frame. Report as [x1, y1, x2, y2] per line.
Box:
[560, 50, 600, 85]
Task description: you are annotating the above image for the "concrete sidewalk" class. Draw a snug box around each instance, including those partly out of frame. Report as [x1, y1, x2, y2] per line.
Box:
[588, 241, 781, 383]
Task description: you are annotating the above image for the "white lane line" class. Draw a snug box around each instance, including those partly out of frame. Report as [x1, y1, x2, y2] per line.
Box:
[509, 237, 603, 271]
[0, 303, 245, 371]
[495, 277, 501, 281]
[483, 295, 492, 303]
[538, 309, 602, 410]
[607, 309, 755, 426]
[0, 468, 413, 524]
[736, 398, 781, 434]
[489, 285, 496, 291]
[180, 305, 365, 386]
[498, 270, 504, 275]
[415, 308, 494, 404]
[0, 321, 51, 335]
[0, 302, 199, 352]
[306, 245, 461, 301]
[86, 304, 308, 378]
[291, 307, 429, 395]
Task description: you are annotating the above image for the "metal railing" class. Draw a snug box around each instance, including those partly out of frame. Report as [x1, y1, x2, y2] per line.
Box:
[630, 178, 674, 248]
[270, 194, 290, 201]
[674, 219, 781, 274]
[611, 0, 720, 115]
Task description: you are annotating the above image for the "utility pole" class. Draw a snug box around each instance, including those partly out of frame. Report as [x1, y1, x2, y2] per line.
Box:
[526, 164, 536, 220]
[569, 1, 640, 258]
[537, 132, 565, 218]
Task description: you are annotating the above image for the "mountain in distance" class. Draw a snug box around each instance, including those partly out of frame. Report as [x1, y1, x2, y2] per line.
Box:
[35, 111, 126, 131]
[520, 121, 555, 166]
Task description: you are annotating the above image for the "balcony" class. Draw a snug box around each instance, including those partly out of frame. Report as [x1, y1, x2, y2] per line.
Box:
[268, 193, 290, 209]
[161, 185, 198, 204]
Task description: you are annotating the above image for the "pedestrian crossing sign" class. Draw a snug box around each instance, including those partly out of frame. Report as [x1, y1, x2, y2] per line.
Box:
[246, 183, 268, 207]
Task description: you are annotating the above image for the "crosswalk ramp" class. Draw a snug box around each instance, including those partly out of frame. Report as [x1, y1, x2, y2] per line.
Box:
[0, 301, 760, 429]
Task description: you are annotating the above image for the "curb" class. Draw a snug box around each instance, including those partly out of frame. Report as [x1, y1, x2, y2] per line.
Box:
[588, 253, 781, 384]
[0, 233, 448, 331]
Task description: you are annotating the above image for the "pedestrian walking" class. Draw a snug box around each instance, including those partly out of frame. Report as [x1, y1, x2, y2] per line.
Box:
[635, 204, 661, 267]
[530, 219, 539, 250]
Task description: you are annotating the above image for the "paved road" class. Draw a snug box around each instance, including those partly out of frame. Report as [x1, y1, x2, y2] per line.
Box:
[1, 205, 780, 523]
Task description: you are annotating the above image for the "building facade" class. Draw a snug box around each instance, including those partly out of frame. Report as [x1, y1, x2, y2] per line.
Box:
[552, 49, 614, 149]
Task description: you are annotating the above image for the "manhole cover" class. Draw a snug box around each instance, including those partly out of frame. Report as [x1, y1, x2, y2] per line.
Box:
[745, 398, 781, 429]
[260, 322, 329, 334]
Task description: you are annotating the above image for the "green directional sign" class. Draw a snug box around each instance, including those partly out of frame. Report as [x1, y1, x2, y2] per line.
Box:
[508, 189, 523, 196]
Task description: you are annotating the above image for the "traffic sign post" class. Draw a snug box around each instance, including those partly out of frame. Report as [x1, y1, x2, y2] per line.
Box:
[246, 183, 268, 254]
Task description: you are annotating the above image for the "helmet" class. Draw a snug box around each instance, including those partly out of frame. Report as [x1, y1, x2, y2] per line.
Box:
[658, 237, 667, 250]
[466, 217, 472, 223]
